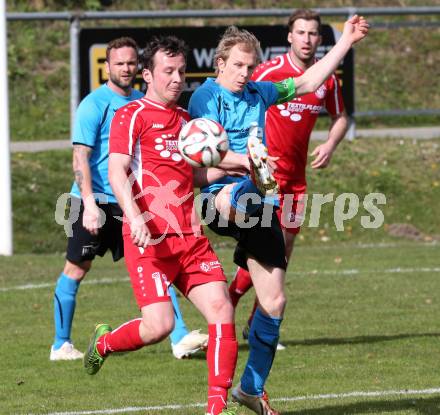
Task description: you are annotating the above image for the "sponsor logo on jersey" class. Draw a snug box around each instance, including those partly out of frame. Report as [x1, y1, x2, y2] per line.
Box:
[152, 123, 164, 129]
[287, 102, 323, 113]
[200, 260, 221, 272]
[153, 134, 183, 161]
[276, 102, 322, 121]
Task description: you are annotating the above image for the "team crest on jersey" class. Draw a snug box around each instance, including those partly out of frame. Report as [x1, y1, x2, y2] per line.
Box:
[315, 84, 327, 99]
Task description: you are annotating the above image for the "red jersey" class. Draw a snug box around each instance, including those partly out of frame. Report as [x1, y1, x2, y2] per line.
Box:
[109, 97, 198, 237]
[251, 53, 344, 185]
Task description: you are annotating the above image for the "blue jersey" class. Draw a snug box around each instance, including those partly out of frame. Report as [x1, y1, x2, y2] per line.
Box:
[70, 84, 143, 203]
[188, 78, 278, 194]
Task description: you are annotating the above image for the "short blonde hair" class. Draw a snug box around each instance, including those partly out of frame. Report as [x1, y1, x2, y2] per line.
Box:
[214, 26, 261, 74]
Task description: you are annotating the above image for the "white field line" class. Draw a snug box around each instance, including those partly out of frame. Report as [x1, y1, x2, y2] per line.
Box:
[2, 266, 440, 293]
[0, 276, 130, 292]
[295, 241, 439, 251]
[29, 387, 440, 415]
[214, 241, 439, 252]
[289, 267, 440, 277]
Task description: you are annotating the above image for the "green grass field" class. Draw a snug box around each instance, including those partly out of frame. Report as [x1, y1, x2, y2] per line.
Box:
[3, 3, 440, 413]
[2, 241, 440, 414]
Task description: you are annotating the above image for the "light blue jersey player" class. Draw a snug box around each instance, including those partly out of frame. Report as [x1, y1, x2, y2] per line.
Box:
[70, 83, 143, 203]
[51, 37, 208, 362]
[189, 20, 369, 414]
[189, 77, 280, 195]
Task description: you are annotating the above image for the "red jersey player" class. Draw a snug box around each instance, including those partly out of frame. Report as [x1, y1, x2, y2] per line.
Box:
[83, 36, 239, 415]
[229, 9, 349, 346]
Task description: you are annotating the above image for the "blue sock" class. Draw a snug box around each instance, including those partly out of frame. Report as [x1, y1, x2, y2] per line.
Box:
[169, 285, 189, 345]
[240, 308, 282, 396]
[230, 179, 262, 215]
[53, 273, 80, 349]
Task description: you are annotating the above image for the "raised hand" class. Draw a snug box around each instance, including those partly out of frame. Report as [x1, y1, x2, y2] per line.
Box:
[342, 15, 370, 45]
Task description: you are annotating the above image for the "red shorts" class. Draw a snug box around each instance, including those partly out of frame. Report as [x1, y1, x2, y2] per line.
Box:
[275, 177, 307, 235]
[123, 233, 226, 308]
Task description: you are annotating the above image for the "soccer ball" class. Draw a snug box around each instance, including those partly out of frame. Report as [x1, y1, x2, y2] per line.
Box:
[178, 118, 229, 168]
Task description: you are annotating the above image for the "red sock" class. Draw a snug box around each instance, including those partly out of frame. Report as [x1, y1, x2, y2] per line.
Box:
[206, 323, 238, 415]
[228, 267, 253, 307]
[97, 318, 144, 356]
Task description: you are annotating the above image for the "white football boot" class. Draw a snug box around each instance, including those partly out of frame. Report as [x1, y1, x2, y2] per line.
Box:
[247, 123, 278, 196]
[232, 384, 280, 415]
[50, 341, 84, 361]
[172, 329, 209, 359]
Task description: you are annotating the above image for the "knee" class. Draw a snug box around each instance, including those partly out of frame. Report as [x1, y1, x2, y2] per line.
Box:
[260, 293, 286, 318]
[140, 314, 174, 344]
[63, 260, 91, 281]
[210, 296, 235, 322]
[275, 294, 287, 315]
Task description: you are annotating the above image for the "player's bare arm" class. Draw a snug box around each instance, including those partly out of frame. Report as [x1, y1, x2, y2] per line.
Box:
[73, 144, 101, 235]
[218, 150, 250, 172]
[293, 15, 369, 98]
[193, 166, 248, 188]
[108, 153, 151, 248]
[311, 110, 349, 169]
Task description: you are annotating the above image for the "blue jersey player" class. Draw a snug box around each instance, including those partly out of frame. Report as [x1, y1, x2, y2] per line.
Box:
[51, 37, 208, 361]
[189, 17, 369, 414]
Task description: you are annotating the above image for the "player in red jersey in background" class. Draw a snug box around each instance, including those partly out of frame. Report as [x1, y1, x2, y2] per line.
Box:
[229, 9, 350, 345]
[83, 36, 242, 415]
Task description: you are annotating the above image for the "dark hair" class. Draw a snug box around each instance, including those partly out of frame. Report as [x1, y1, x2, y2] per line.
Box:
[106, 37, 139, 62]
[142, 35, 189, 71]
[287, 9, 322, 34]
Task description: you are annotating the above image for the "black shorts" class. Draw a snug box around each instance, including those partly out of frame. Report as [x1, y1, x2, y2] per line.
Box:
[201, 192, 286, 271]
[65, 197, 124, 264]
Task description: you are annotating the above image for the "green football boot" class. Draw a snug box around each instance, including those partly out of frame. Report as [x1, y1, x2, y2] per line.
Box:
[84, 323, 112, 375]
[220, 408, 238, 415]
[205, 405, 238, 415]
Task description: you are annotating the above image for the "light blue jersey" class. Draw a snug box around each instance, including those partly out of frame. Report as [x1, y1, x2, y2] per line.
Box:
[188, 78, 278, 194]
[70, 84, 143, 203]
